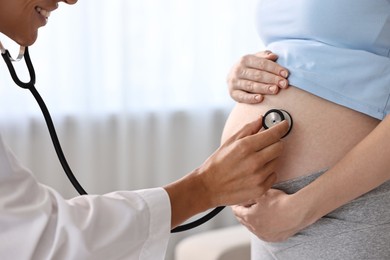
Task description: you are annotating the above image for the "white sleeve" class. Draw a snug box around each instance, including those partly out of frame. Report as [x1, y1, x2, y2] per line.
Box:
[0, 136, 171, 260]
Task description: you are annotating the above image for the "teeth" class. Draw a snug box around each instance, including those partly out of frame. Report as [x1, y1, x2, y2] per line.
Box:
[35, 6, 51, 18]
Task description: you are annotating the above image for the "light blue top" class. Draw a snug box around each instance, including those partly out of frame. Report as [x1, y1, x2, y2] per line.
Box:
[256, 0, 390, 119]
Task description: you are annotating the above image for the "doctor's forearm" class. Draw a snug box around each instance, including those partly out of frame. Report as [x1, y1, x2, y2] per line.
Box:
[296, 115, 390, 225]
[164, 169, 211, 229]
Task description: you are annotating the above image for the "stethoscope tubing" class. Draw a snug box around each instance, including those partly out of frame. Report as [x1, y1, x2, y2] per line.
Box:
[1, 46, 87, 195]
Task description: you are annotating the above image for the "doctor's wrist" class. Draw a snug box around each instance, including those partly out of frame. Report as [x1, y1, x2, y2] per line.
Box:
[164, 168, 213, 228]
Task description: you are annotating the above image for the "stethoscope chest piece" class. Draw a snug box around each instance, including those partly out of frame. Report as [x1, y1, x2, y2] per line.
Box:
[262, 109, 293, 138]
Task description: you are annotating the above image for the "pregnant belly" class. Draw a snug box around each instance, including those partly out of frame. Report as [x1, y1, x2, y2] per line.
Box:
[221, 86, 380, 183]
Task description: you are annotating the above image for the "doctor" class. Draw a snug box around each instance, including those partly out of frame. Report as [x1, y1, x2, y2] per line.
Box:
[0, 0, 288, 259]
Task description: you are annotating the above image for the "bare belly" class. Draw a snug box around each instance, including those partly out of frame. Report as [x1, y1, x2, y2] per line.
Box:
[221, 87, 380, 183]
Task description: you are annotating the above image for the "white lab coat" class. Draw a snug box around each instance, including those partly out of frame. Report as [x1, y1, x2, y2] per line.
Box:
[0, 134, 171, 260]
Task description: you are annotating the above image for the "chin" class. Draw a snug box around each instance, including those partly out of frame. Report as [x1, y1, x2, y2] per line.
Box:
[13, 31, 38, 47]
[19, 36, 38, 47]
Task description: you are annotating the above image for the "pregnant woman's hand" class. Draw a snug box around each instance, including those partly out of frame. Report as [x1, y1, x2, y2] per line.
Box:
[232, 189, 311, 242]
[227, 51, 289, 104]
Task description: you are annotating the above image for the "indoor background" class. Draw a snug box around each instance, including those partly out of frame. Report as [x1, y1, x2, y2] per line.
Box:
[0, 0, 263, 259]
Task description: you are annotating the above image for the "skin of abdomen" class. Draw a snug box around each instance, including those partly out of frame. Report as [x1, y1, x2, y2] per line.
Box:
[221, 86, 380, 183]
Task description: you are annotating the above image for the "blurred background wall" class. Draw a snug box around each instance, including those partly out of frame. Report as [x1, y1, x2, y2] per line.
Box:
[0, 0, 264, 259]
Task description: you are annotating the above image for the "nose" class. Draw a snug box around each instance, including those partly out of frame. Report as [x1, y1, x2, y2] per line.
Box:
[61, 0, 78, 4]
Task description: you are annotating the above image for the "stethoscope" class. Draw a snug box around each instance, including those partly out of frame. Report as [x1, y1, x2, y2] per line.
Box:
[262, 109, 293, 138]
[0, 41, 293, 233]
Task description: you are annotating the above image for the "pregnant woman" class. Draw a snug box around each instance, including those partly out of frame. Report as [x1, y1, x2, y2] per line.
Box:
[222, 0, 390, 259]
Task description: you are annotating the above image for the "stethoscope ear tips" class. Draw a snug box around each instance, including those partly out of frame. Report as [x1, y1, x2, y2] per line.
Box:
[262, 109, 293, 138]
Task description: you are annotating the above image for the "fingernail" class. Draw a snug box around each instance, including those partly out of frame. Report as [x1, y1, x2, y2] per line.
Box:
[269, 86, 278, 93]
[279, 80, 287, 88]
[254, 95, 262, 101]
[280, 70, 289, 78]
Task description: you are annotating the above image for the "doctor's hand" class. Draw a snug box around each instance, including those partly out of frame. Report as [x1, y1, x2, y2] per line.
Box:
[232, 189, 312, 242]
[199, 118, 288, 206]
[227, 51, 289, 104]
[165, 118, 289, 228]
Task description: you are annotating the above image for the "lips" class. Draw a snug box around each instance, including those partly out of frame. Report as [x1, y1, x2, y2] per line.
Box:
[35, 6, 51, 19]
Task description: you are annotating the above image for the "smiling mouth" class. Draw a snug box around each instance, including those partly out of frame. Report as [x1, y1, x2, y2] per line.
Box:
[35, 6, 51, 19]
